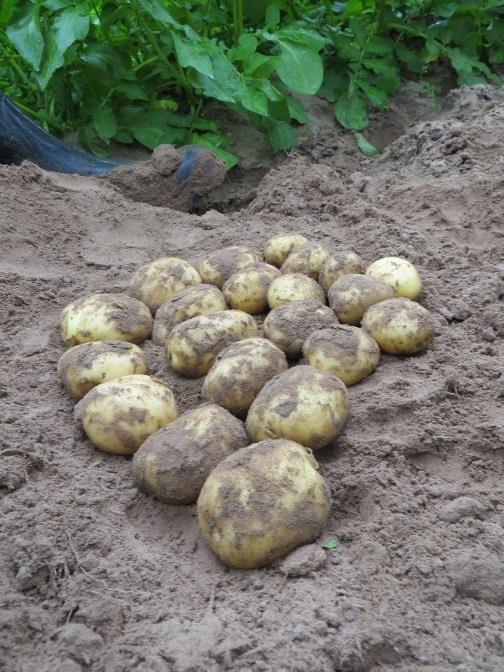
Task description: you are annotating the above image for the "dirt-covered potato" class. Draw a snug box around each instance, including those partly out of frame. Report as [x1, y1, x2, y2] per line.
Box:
[246, 365, 349, 450]
[197, 439, 331, 568]
[362, 298, 434, 354]
[366, 256, 422, 299]
[57, 341, 147, 399]
[202, 338, 288, 415]
[197, 246, 261, 289]
[74, 375, 178, 455]
[129, 257, 201, 313]
[303, 325, 380, 386]
[263, 300, 338, 359]
[132, 404, 248, 504]
[328, 274, 395, 325]
[319, 251, 364, 292]
[166, 310, 258, 377]
[60, 293, 153, 347]
[267, 273, 325, 309]
[280, 242, 330, 280]
[263, 234, 310, 267]
[222, 263, 280, 314]
[152, 284, 227, 345]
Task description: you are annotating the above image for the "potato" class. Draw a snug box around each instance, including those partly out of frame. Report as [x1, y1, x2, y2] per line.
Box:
[366, 256, 422, 299]
[267, 273, 325, 309]
[197, 246, 261, 289]
[280, 242, 330, 280]
[246, 365, 349, 450]
[57, 341, 147, 399]
[263, 234, 310, 267]
[222, 262, 280, 314]
[74, 375, 178, 455]
[328, 274, 395, 325]
[202, 338, 288, 415]
[129, 257, 201, 313]
[361, 298, 434, 354]
[166, 310, 258, 377]
[197, 439, 331, 568]
[263, 300, 338, 359]
[319, 251, 364, 292]
[303, 326, 380, 386]
[152, 284, 227, 345]
[60, 293, 153, 347]
[132, 404, 248, 504]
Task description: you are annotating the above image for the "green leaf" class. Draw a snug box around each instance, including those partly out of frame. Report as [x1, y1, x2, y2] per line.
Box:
[0, 0, 17, 26]
[334, 92, 368, 130]
[322, 538, 339, 550]
[92, 105, 117, 141]
[197, 50, 243, 103]
[395, 43, 425, 74]
[287, 97, 308, 124]
[356, 78, 389, 109]
[189, 133, 239, 170]
[173, 34, 213, 78]
[267, 120, 298, 152]
[241, 87, 269, 117]
[7, 5, 44, 71]
[354, 132, 379, 156]
[273, 37, 324, 94]
[115, 82, 148, 101]
[136, 0, 180, 27]
[265, 4, 281, 30]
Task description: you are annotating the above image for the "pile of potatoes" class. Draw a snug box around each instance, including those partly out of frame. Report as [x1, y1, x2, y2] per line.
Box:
[57, 236, 435, 569]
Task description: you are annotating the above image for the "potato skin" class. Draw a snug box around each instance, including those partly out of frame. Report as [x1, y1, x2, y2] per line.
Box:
[129, 257, 201, 313]
[74, 374, 178, 455]
[280, 242, 330, 281]
[267, 273, 325, 309]
[328, 274, 395, 325]
[132, 404, 248, 504]
[202, 338, 288, 415]
[263, 300, 338, 359]
[57, 341, 147, 399]
[197, 246, 261, 289]
[361, 298, 434, 354]
[166, 310, 258, 378]
[223, 263, 280, 314]
[197, 439, 331, 568]
[60, 293, 153, 347]
[366, 256, 422, 299]
[263, 234, 310, 267]
[319, 251, 364, 292]
[246, 365, 349, 450]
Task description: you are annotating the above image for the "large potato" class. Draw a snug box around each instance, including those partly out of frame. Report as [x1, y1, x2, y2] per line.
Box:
[57, 341, 147, 399]
[263, 234, 310, 267]
[197, 439, 331, 568]
[74, 375, 178, 455]
[303, 326, 380, 386]
[280, 242, 330, 281]
[246, 365, 349, 450]
[202, 338, 288, 415]
[319, 251, 364, 292]
[197, 246, 261, 288]
[361, 298, 434, 354]
[60, 293, 153, 347]
[166, 310, 258, 377]
[152, 284, 227, 345]
[132, 404, 248, 504]
[263, 300, 338, 359]
[366, 256, 422, 299]
[223, 263, 280, 314]
[267, 273, 325, 309]
[129, 257, 201, 313]
[328, 274, 395, 325]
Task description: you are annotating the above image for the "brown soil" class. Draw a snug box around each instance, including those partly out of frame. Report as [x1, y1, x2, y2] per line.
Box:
[1, 83, 504, 672]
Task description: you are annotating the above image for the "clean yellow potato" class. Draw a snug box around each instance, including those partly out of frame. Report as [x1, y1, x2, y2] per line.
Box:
[303, 325, 380, 386]
[246, 365, 349, 450]
[328, 274, 395, 325]
[152, 284, 227, 345]
[57, 341, 147, 399]
[132, 404, 248, 504]
[222, 263, 280, 314]
[366, 256, 422, 299]
[202, 338, 288, 415]
[74, 374, 178, 455]
[263, 300, 338, 359]
[361, 298, 434, 355]
[319, 251, 364, 292]
[60, 293, 153, 347]
[166, 310, 258, 377]
[267, 273, 325, 309]
[129, 257, 201, 313]
[280, 242, 330, 281]
[197, 246, 261, 289]
[263, 234, 310, 267]
[197, 439, 331, 568]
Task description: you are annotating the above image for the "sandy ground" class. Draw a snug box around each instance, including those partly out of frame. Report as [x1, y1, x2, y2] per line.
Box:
[1, 84, 504, 672]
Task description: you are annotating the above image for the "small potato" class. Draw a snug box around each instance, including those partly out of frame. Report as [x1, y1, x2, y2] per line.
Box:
[202, 338, 288, 415]
[263, 300, 338, 359]
[129, 257, 201, 313]
[60, 293, 153, 347]
[57, 341, 147, 399]
[303, 326, 380, 386]
[132, 404, 248, 504]
[328, 274, 395, 325]
[280, 242, 330, 280]
[74, 374, 178, 455]
[197, 246, 261, 289]
[361, 298, 434, 355]
[152, 284, 227, 345]
[263, 234, 310, 267]
[267, 273, 325, 309]
[366, 256, 422, 299]
[166, 310, 258, 377]
[246, 365, 349, 450]
[223, 263, 280, 314]
[319, 251, 364, 292]
[197, 439, 331, 568]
